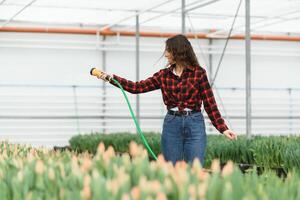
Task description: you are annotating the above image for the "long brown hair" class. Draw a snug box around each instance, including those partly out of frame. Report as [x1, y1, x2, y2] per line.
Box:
[165, 34, 200, 67]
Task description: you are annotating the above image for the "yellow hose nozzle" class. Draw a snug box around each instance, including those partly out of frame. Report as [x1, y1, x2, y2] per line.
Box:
[90, 68, 103, 77]
[90, 68, 112, 82]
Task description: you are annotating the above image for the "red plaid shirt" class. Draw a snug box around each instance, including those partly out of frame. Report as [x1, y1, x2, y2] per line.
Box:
[110, 64, 228, 133]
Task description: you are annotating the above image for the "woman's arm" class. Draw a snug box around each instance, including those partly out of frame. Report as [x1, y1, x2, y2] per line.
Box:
[199, 69, 229, 134]
[109, 70, 162, 94]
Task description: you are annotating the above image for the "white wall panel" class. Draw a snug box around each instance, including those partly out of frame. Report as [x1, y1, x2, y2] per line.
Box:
[0, 32, 299, 147]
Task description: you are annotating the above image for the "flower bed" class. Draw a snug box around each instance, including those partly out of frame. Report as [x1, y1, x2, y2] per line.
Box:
[70, 133, 300, 171]
[1, 141, 300, 199]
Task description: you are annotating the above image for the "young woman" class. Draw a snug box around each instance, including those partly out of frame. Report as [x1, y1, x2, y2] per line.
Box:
[97, 34, 237, 166]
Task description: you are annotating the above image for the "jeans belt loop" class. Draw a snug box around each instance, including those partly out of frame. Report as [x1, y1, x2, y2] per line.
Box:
[185, 111, 190, 116]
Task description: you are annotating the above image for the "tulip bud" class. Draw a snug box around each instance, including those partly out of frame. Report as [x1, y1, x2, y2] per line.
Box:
[48, 168, 55, 181]
[131, 186, 140, 200]
[35, 160, 44, 174]
[211, 159, 220, 173]
[97, 142, 105, 154]
[221, 161, 234, 177]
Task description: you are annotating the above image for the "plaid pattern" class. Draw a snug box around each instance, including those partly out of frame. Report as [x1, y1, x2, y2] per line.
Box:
[110, 64, 228, 133]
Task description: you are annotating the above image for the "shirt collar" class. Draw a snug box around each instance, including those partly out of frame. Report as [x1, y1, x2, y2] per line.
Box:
[186, 65, 195, 71]
[168, 64, 195, 72]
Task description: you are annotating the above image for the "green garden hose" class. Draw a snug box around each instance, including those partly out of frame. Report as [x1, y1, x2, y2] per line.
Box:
[111, 78, 158, 160]
[90, 68, 157, 160]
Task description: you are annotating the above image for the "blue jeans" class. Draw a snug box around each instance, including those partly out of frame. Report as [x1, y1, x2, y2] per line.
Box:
[161, 111, 207, 166]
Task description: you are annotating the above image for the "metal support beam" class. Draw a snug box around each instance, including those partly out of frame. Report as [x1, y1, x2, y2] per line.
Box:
[245, 0, 252, 139]
[100, 0, 175, 31]
[184, 0, 220, 13]
[182, 0, 186, 34]
[208, 4, 299, 37]
[72, 86, 80, 133]
[139, 0, 211, 29]
[206, 47, 214, 136]
[101, 35, 107, 134]
[288, 88, 293, 134]
[136, 13, 140, 129]
[208, 38, 213, 82]
[1, 0, 37, 27]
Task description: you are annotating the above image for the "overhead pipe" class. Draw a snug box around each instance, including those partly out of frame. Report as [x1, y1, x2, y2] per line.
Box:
[0, 26, 300, 42]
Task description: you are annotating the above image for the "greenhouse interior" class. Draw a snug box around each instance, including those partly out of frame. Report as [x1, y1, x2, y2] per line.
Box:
[0, 0, 300, 199]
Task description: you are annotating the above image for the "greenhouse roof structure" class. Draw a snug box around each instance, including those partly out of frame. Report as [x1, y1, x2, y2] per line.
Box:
[0, 0, 300, 36]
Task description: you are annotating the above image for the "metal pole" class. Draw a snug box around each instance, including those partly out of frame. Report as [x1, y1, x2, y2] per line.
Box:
[101, 35, 107, 134]
[288, 88, 292, 135]
[245, 0, 252, 138]
[182, 0, 186, 34]
[72, 85, 80, 133]
[208, 38, 213, 82]
[136, 12, 140, 129]
[208, 38, 214, 134]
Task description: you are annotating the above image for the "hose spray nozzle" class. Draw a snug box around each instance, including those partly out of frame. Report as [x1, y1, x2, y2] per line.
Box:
[90, 68, 111, 82]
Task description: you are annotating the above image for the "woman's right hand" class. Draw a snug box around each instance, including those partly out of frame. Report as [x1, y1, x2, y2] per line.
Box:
[97, 71, 112, 82]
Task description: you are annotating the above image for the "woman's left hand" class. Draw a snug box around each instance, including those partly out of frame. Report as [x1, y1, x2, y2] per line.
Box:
[223, 129, 237, 140]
